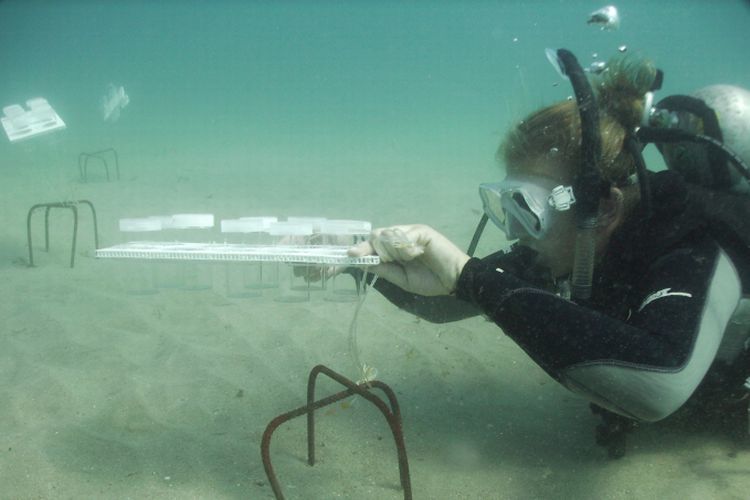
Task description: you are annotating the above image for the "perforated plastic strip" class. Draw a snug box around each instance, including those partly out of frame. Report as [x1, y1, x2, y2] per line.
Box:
[95, 242, 379, 266]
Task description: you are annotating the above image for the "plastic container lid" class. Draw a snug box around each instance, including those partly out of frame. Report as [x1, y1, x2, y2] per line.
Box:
[3, 104, 24, 118]
[267, 221, 314, 236]
[221, 218, 270, 233]
[238, 216, 278, 228]
[287, 216, 327, 232]
[147, 215, 174, 228]
[170, 213, 214, 229]
[119, 218, 163, 232]
[26, 97, 51, 110]
[320, 219, 372, 235]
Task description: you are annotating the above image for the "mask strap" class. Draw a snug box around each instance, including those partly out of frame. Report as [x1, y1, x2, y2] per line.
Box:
[467, 213, 489, 257]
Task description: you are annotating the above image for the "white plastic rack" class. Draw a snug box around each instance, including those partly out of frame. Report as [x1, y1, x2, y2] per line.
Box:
[96, 242, 379, 266]
[2, 98, 66, 143]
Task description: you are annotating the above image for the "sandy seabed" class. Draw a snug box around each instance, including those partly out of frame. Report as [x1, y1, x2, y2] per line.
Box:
[1, 139, 749, 500]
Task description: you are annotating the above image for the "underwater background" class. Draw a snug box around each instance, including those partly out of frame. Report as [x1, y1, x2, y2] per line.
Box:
[1, 1, 749, 498]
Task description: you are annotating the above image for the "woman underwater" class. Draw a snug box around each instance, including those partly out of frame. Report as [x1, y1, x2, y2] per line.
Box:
[349, 51, 750, 457]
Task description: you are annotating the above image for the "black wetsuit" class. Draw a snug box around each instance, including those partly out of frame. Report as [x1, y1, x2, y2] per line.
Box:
[373, 171, 750, 422]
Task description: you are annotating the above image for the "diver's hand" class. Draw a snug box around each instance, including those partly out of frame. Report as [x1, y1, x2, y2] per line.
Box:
[348, 225, 470, 296]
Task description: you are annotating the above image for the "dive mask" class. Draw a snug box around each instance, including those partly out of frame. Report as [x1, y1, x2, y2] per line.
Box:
[479, 176, 576, 240]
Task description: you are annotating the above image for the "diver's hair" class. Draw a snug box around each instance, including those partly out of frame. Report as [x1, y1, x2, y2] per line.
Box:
[500, 52, 658, 199]
[595, 53, 658, 131]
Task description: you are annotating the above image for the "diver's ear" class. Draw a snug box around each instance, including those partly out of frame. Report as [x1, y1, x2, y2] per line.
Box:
[597, 187, 624, 232]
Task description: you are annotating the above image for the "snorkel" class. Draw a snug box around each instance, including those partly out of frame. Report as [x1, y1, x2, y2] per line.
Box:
[467, 212, 488, 257]
[551, 49, 609, 301]
[468, 48, 608, 301]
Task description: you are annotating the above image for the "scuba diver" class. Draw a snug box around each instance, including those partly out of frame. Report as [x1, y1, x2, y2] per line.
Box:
[348, 50, 750, 458]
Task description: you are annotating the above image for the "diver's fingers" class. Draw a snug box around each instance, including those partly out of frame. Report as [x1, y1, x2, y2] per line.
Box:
[375, 229, 420, 262]
[349, 228, 401, 262]
[371, 234, 401, 263]
[366, 262, 408, 288]
[348, 239, 375, 258]
[385, 227, 425, 261]
[349, 226, 425, 263]
[369, 227, 423, 262]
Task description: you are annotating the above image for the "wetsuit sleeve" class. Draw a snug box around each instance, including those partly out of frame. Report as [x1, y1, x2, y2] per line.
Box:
[371, 245, 545, 324]
[370, 279, 479, 323]
[454, 236, 741, 422]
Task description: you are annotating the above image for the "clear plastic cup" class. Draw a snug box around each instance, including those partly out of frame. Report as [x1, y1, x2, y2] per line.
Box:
[237, 217, 279, 290]
[148, 215, 185, 289]
[117, 217, 162, 295]
[237, 216, 278, 245]
[166, 213, 215, 291]
[219, 217, 277, 298]
[119, 217, 163, 242]
[320, 219, 371, 245]
[287, 216, 327, 239]
[169, 213, 215, 241]
[320, 220, 372, 302]
[285, 217, 329, 292]
[268, 221, 315, 302]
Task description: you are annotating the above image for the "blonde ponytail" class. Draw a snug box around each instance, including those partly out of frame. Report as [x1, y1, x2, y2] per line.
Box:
[501, 51, 658, 190]
[595, 52, 659, 132]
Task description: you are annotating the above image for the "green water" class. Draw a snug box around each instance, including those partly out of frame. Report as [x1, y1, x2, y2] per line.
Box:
[2, 1, 747, 227]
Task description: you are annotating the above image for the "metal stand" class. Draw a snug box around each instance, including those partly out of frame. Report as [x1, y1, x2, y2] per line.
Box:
[261, 364, 412, 500]
[27, 200, 99, 268]
[78, 148, 119, 182]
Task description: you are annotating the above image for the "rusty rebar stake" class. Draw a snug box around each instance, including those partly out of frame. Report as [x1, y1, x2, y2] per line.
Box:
[261, 364, 412, 500]
[27, 200, 99, 268]
[78, 148, 120, 182]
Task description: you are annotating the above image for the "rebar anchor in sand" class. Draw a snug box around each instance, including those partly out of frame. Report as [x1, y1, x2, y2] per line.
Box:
[79, 148, 120, 182]
[26, 200, 99, 268]
[261, 364, 412, 500]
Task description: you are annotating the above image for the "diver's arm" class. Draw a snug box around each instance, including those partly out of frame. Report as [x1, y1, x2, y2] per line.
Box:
[370, 245, 546, 324]
[372, 278, 479, 323]
[455, 236, 740, 422]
